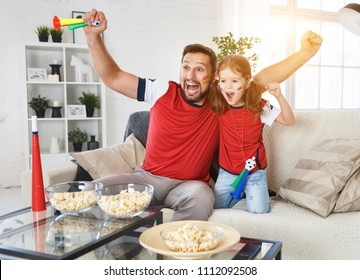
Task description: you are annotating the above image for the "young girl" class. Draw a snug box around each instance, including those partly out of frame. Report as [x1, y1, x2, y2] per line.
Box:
[209, 55, 295, 213]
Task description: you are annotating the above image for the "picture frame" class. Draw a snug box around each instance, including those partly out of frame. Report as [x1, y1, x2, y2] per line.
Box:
[72, 11, 104, 44]
[67, 105, 87, 118]
[27, 68, 47, 81]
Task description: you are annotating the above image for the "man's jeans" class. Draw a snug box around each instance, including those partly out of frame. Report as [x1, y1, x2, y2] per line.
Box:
[214, 168, 270, 213]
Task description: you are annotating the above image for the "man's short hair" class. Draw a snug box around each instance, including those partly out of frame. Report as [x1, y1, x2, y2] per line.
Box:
[182, 44, 217, 75]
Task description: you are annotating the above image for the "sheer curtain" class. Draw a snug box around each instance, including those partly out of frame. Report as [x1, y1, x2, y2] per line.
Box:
[220, 0, 278, 104]
[220, 0, 272, 70]
[220, 0, 270, 36]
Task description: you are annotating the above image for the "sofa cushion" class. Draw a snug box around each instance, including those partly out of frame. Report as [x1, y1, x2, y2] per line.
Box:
[278, 138, 360, 217]
[71, 133, 146, 179]
[333, 168, 360, 213]
[74, 163, 93, 181]
[263, 110, 360, 194]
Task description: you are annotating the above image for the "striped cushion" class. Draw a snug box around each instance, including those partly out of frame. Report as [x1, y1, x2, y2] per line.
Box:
[333, 168, 360, 213]
[279, 139, 360, 217]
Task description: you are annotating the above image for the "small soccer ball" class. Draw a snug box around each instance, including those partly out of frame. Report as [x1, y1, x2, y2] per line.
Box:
[245, 157, 256, 170]
[92, 20, 101, 27]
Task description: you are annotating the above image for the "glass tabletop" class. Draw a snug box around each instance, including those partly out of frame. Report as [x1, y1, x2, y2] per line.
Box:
[0, 205, 281, 260]
[78, 231, 281, 260]
[0, 204, 162, 260]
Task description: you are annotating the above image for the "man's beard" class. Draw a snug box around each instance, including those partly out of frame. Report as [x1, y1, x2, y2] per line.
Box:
[180, 87, 209, 104]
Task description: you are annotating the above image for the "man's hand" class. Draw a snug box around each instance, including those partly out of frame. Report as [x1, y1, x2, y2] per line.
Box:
[300, 31, 323, 56]
[82, 9, 107, 37]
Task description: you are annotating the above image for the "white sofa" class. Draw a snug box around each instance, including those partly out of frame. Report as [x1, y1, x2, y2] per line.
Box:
[21, 110, 360, 259]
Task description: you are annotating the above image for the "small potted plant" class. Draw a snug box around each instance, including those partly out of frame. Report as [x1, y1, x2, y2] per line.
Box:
[35, 25, 50, 42]
[212, 32, 261, 70]
[28, 95, 50, 118]
[49, 28, 63, 43]
[78, 91, 100, 117]
[68, 128, 88, 152]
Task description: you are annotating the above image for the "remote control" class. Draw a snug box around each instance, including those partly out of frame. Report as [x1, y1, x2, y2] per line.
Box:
[232, 243, 261, 260]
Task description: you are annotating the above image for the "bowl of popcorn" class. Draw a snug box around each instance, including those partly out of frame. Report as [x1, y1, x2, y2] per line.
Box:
[45, 181, 102, 214]
[160, 222, 224, 253]
[140, 221, 240, 259]
[97, 184, 154, 218]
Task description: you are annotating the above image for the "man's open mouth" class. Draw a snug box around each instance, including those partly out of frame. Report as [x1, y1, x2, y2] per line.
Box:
[186, 81, 200, 94]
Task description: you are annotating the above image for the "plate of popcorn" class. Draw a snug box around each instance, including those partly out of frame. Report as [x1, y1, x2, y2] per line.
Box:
[139, 221, 240, 259]
[97, 184, 154, 218]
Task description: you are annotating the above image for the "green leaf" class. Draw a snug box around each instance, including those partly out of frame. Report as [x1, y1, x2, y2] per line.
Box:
[212, 32, 261, 70]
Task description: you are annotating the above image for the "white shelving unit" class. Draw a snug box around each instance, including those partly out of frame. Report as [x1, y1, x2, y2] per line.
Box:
[24, 43, 106, 169]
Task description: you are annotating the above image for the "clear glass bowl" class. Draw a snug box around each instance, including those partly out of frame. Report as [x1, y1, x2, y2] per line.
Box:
[97, 184, 154, 218]
[160, 222, 224, 253]
[45, 181, 102, 214]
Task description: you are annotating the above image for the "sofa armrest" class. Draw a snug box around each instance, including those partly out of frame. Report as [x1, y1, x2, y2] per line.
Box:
[20, 163, 77, 208]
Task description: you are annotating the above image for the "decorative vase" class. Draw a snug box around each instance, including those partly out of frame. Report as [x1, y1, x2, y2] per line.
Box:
[51, 107, 62, 118]
[87, 135, 99, 150]
[49, 64, 62, 81]
[35, 109, 46, 118]
[86, 107, 95, 117]
[49, 137, 60, 153]
[73, 142, 83, 152]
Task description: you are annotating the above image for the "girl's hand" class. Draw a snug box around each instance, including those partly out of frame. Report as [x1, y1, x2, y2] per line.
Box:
[266, 82, 282, 98]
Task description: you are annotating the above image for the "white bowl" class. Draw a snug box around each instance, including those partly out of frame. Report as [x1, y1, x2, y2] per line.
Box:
[139, 221, 240, 260]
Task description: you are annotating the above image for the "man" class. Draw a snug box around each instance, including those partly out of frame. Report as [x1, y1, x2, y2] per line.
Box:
[83, 8, 322, 221]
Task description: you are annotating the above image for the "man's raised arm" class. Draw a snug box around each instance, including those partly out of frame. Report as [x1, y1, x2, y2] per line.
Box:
[83, 9, 139, 99]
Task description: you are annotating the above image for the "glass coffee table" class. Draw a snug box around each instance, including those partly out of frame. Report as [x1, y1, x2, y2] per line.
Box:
[0, 205, 281, 260]
[88, 231, 281, 260]
[0, 204, 162, 260]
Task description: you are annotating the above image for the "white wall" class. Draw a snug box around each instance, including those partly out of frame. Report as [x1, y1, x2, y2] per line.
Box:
[0, 0, 222, 188]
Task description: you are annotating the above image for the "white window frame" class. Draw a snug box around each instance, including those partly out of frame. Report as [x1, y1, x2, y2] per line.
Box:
[270, 0, 360, 109]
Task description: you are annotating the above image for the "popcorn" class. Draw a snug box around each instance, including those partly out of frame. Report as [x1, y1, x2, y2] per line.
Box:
[49, 191, 98, 212]
[162, 224, 221, 252]
[97, 189, 151, 217]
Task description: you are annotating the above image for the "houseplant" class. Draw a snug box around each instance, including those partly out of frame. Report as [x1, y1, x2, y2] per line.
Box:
[212, 32, 261, 70]
[49, 28, 63, 43]
[78, 91, 100, 117]
[35, 25, 50, 42]
[68, 128, 88, 152]
[28, 95, 50, 118]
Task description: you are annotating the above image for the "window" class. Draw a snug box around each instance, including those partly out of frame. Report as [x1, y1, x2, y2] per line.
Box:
[269, 0, 360, 109]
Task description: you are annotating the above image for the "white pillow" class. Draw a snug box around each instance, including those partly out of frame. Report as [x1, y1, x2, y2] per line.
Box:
[71, 133, 146, 179]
